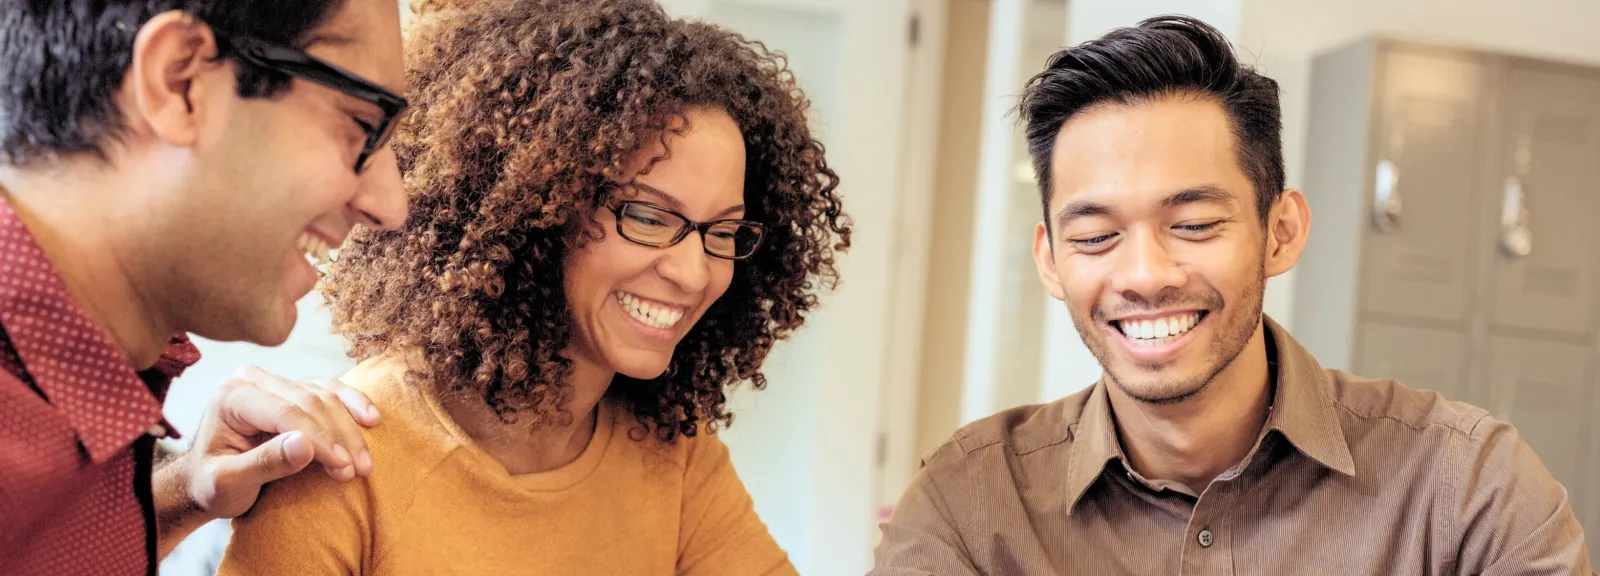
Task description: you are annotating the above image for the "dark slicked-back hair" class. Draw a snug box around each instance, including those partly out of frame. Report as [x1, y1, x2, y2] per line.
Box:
[1018, 15, 1284, 237]
[0, 0, 346, 167]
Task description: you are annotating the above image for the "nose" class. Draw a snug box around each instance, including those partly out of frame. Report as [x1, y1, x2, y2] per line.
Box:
[655, 232, 712, 294]
[1107, 226, 1187, 301]
[349, 146, 408, 231]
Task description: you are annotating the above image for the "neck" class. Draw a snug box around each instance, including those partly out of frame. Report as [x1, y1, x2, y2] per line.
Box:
[0, 163, 172, 370]
[443, 353, 614, 475]
[1108, 321, 1274, 495]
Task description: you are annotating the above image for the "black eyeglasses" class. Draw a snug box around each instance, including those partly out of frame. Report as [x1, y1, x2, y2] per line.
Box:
[610, 201, 765, 260]
[214, 33, 409, 173]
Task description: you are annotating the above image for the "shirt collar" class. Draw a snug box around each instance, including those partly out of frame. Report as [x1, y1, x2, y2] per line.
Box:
[0, 196, 199, 462]
[1258, 315, 1356, 477]
[1062, 314, 1355, 513]
[1063, 377, 1122, 513]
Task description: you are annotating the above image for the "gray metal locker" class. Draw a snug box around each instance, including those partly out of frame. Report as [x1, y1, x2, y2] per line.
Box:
[1297, 37, 1600, 559]
[1356, 322, 1466, 400]
[1360, 49, 1485, 326]
[1486, 336, 1594, 526]
[1485, 63, 1600, 337]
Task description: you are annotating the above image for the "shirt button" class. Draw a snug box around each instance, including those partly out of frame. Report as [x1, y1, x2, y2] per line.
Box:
[1197, 529, 1214, 548]
[147, 424, 168, 439]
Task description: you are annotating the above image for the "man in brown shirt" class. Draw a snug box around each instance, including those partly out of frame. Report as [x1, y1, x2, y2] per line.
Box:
[873, 15, 1594, 575]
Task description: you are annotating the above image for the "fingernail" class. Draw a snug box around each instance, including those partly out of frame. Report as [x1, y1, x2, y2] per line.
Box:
[333, 443, 352, 467]
[282, 431, 309, 461]
[366, 406, 381, 422]
[359, 450, 374, 473]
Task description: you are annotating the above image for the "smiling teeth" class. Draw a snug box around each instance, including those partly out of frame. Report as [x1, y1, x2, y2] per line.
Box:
[615, 292, 685, 330]
[298, 232, 332, 266]
[1116, 312, 1201, 346]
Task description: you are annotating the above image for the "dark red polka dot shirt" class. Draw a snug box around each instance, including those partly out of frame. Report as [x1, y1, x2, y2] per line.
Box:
[0, 197, 201, 575]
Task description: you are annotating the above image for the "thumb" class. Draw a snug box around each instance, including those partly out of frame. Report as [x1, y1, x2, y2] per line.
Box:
[214, 431, 316, 489]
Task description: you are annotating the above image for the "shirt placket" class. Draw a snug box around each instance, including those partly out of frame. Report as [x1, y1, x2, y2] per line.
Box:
[1179, 465, 1244, 576]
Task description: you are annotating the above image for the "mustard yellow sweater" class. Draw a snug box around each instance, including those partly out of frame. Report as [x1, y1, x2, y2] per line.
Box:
[217, 357, 796, 575]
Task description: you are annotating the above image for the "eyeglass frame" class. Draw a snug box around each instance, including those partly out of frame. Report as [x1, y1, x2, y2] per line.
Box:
[212, 32, 409, 173]
[607, 200, 766, 260]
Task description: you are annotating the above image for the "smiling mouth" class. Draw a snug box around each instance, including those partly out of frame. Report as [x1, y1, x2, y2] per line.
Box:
[615, 291, 686, 330]
[1112, 311, 1207, 347]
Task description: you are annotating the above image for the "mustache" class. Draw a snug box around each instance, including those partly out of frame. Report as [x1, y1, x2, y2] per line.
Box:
[1090, 290, 1225, 324]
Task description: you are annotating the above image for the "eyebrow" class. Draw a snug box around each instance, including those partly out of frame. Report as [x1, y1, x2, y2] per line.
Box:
[1161, 184, 1238, 210]
[634, 183, 746, 218]
[1053, 184, 1238, 229]
[1054, 199, 1113, 230]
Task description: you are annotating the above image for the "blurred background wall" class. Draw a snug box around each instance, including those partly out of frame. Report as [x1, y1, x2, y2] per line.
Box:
[162, 1, 1600, 574]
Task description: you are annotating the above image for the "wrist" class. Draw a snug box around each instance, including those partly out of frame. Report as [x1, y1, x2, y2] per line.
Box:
[154, 453, 215, 556]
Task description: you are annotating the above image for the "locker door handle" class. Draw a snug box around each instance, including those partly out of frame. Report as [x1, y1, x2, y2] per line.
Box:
[1499, 175, 1533, 258]
[1372, 159, 1402, 232]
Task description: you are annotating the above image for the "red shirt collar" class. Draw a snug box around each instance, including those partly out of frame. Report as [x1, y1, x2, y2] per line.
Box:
[0, 197, 199, 462]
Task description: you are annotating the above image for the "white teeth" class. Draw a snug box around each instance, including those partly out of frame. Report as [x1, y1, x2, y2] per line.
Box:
[1117, 312, 1202, 342]
[299, 232, 332, 265]
[615, 291, 685, 330]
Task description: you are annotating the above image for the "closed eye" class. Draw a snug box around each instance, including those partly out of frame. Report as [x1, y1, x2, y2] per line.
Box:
[627, 214, 668, 227]
[1174, 222, 1221, 233]
[1173, 220, 1228, 236]
[1067, 232, 1117, 252]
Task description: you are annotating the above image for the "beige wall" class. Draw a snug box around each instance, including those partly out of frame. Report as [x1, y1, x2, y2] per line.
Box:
[912, 0, 990, 463]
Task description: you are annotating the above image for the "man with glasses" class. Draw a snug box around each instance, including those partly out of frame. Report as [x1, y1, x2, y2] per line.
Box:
[0, 0, 410, 573]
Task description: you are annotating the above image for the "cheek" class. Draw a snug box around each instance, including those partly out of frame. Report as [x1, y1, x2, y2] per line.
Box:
[565, 235, 653, 299]
[1056, 255, 1106, 310]
[563, 241, 609, 300]
[1182, 239, 1261, 295]
[225, 114, 357, 219]
[704, 263, 737, 304]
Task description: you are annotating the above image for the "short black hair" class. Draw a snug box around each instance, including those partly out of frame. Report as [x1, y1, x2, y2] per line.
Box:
[1018, 14, 1284, 236]
[0, 0, 347, 167]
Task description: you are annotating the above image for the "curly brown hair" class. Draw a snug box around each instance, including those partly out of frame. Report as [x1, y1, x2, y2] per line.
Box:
[321, 0, 850, 442]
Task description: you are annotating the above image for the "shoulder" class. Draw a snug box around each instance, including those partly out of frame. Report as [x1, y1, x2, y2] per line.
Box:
[340, 356, 463, 466]
[1322, 371, 1568, 510]
[1324, 369, 1490, 439]
[920, 387, 1093, 478]
[226, 358, 464, 565]
[241, 357, 461, 520]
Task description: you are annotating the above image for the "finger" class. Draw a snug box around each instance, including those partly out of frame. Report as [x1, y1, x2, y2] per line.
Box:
[219, 381, 352, 472]
[314, 379, 381, 427]
[210, 430, 315, 493]
[313, 380, 377, 477]
[243, 371, 368, 478]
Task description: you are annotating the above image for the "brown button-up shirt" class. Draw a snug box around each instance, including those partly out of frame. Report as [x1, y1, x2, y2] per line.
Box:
[873, 317, 1594, 575]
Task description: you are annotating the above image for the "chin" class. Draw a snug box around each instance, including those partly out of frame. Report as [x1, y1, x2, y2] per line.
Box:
[1111, 373, 1211, 404]
[216, 303, 297, 347]
[612, 354, 675, 381]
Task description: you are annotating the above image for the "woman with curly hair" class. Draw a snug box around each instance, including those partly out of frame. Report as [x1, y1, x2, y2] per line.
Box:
[214, 0, 849, 573]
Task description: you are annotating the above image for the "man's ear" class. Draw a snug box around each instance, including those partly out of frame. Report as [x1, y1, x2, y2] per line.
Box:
[124, 11, 226, 149]
[1033, 222, 1067, 301]
[1264, 189, 1311, 278]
